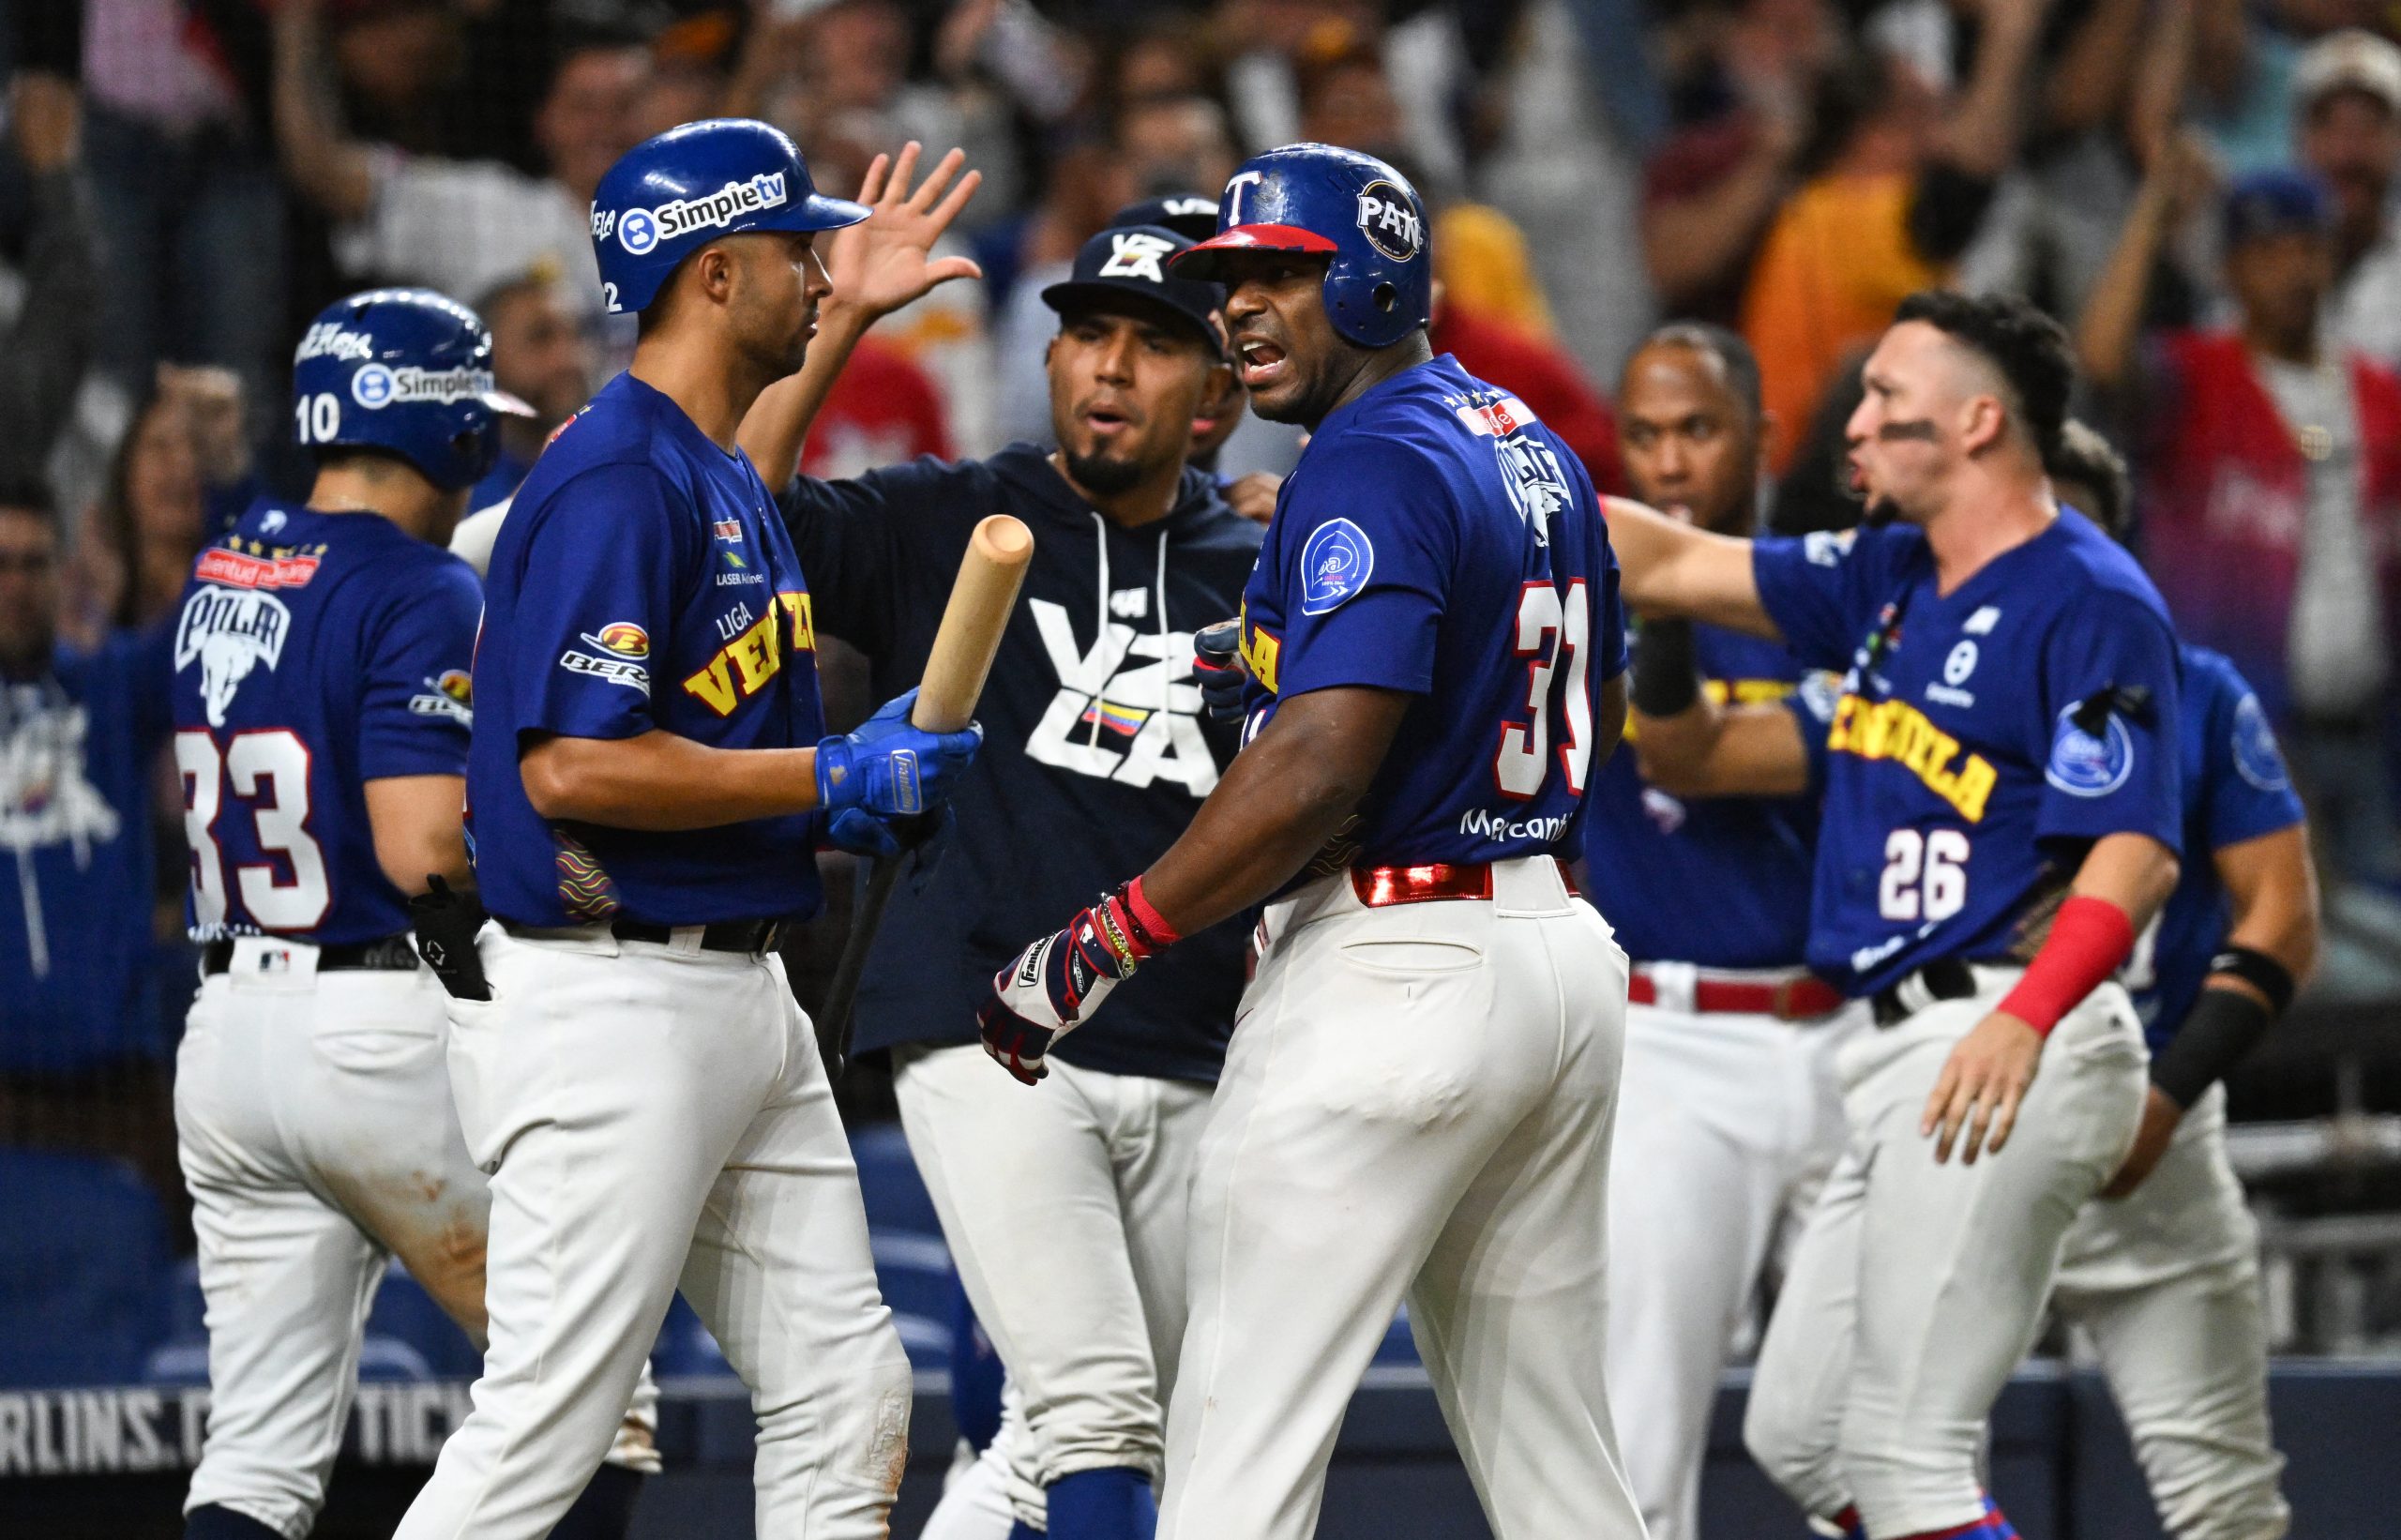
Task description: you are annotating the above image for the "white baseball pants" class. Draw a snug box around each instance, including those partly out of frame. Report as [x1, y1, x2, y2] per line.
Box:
[1158, 855, 1644, 1540]
[174, 939, 657, 1540]
[1744, 969, 2147, 1538]
[896, 1043, 1212, 1530]
[1605, 989, 1864, 1540]
[2053, 1085, 2288, 1539]
[392, 926, 912, 1540]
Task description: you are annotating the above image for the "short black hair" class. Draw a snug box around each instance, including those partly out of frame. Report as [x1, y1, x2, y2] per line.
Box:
[2047, 419, 2133, 537]
[0, 477, 59, 531]
[1891, 290, 2073, 465]
[1638, 323, 1763, 421]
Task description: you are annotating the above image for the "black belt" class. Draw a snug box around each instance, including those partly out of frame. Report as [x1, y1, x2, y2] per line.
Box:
[503, 916, 784, 956]
[1870, 957, 1981, 1027]
[202, 934, 420, 976]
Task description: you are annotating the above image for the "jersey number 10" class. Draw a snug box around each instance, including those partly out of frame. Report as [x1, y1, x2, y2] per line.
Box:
[1496, 581, 1594, 800]
[176, 730, 333, 929]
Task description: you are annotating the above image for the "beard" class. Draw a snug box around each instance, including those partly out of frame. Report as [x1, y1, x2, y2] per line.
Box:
[1062, 442, 1151, 497]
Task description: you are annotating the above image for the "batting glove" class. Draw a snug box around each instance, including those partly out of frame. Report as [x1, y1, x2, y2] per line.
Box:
[817, 687, 983, 818]
[1192, 619, 1247, 722]
[979, 879, 1180, 1084]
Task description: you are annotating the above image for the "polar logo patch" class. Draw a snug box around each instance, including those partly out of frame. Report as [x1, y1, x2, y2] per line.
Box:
[2230, 693, 2291, 793]
[1299, 518, 1374, 615]
[1495, 433, 1568, 547]
[2046, 705, 2135, 798]
[1354, 180, 1422, 264]
[1099, 231, 1177, 283]
[175, 586, 293, 728]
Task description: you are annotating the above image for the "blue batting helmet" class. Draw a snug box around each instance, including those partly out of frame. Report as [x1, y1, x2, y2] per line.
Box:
[290, 288, 530, 491]
[1170, 143, 1430, 349]
[590, 118, 869, 316]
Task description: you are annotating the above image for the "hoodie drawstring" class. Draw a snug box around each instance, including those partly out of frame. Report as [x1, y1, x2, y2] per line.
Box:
[1087, 512, 1110, 749]
[1155, 528, 1170, 717]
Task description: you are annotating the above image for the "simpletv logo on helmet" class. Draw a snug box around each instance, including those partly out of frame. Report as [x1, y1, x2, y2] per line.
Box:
[351, 365, 499, 410]
[1354, 180, 1422, 264]
[618, 173, 791, 256]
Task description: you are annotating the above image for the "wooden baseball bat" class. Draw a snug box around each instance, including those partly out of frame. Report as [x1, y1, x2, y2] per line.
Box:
[817, 515, 1034, 1077]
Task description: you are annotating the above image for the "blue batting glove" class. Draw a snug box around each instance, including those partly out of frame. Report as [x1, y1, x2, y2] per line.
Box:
[816, 687, 983, 818]
[824, 808, 903, 859]
[1192, 620, 1246, 722]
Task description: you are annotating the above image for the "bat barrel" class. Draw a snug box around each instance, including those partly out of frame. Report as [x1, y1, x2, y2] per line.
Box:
[912, 515, 1034, 732]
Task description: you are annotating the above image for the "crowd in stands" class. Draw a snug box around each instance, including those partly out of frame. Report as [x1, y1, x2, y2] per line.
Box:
[3, 0, 2399, 1256]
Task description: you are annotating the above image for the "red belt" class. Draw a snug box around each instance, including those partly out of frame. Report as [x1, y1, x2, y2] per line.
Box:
[1349, 860, 1580, 907]
[1628, 968, 1846, 1020]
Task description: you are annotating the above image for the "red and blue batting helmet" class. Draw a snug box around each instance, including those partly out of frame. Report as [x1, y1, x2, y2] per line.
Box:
[590, 118, 869, 316]
[1170, 143, 1430, 350]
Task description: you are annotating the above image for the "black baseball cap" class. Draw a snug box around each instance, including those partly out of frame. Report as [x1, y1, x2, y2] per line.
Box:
[1041, 225, 1225, 355]
[1111, 193, 1222, 245]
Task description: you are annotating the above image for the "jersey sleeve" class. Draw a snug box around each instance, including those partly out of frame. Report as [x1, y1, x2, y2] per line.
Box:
[360, 556, 482, 780]
[2197, 657, 2307, 853]
[1748, 525, 1914, 669]
[1269, 434, 1455, 699]
[2032, 600, 2184, 853]
[509, 464, 687, 744]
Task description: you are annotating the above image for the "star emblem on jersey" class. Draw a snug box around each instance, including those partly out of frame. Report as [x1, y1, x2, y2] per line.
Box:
[1098, 231, 1177, 283]
[1299, 519, 1374, 615]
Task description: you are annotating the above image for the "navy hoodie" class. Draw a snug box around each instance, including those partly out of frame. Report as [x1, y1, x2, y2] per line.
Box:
[781, 444, 1261, 1083]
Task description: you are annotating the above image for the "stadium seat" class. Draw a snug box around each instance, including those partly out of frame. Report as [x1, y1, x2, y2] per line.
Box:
[143, 1256, 471, 1385]
[851, 1124, 944, 1236]
[0, 1150, 170, 1385]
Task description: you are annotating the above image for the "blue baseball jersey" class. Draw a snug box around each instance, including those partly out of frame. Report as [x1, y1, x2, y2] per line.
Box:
[1751, 509, 2183, 998]
[469, 372, 826, 928]
[168, 500, 481, 946]
[1582, 623, 1835, 968]
[2129, 644, 2306, 1050]
[1235, 355, 1625, 869]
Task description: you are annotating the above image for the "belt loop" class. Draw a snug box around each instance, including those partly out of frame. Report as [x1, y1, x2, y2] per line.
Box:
[1648, 960, 1698, 1015]
[669, 925, 705, 956]
[1490, 855, 1573, 917]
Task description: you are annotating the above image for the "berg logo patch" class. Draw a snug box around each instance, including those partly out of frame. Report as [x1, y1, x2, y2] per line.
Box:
[1299, 518, 1374, 615]
[2046, 705, 2135, 798]
[620, 173, 789, 255]
[1354, 180, 1422, 264]
[584, 623, 650, 659]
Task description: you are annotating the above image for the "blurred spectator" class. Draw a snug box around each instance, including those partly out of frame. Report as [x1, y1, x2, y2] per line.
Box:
[66, 380, 228, 644]
[0, 481, 181, 1217]
[2079, 159, 2401, 882]
[80, 0, 283, 401]
[802, 337, 956, 481]
[2191, 0, 2303, 176]
[1741, 0, 2054, 473]
[2295, 29, 2401, 369]
[271, 0, 646, 345]
[1640, 0, 1838, 326]
[468, 273, 597, 510]
[0, 71, 100, 494]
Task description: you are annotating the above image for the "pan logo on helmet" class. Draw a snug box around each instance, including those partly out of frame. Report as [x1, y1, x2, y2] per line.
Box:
[1354, 181, 1422, 264]
[622, 172, 791, 255]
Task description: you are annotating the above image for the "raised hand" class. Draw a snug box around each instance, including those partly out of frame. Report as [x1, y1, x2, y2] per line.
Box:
[823, 142, 984, 324]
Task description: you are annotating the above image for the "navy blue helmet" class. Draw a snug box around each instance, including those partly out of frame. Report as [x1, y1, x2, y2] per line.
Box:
[590, 118, 869, 316]
[291, 288, 529, 491]
[1170, 143, 1430, 349]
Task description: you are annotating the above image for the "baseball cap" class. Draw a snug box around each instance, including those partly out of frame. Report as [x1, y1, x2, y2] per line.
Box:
[2295, 28, 2401, 117]
[1042, 225, 1226, 355]
[1110, 193, 1222, 245]
[2223, 168, 2335, 248]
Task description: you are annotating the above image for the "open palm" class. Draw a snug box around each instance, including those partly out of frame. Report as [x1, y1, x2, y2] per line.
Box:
[826, 142, 984, 321]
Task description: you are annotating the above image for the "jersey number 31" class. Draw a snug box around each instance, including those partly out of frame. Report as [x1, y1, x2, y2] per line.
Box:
[176, 730, 332, 929]
[1496, 581, 1594, 799]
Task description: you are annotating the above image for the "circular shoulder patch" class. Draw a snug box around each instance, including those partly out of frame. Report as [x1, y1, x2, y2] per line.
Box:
[1299, 518, 1375, 615]
[2229, 693, 2292, 793]
[2046, 705, 2135, 798]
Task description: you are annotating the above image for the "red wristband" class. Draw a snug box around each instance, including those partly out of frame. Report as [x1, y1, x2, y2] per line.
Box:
[1122, 875, 1182, 951]
[1998, 895, 2136, 1036]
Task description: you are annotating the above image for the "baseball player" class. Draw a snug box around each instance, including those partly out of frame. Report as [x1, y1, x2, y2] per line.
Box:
[976, 143, 1645, 1540]
[1606, 291, 2180, 1540]
[2046, 427, 2309, 1540]
[169, 289, 657, 1540]
[1589, 323, 1865, 1540]
[390, 120, 982, 1540]
[742, 158, 1259, 1540]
